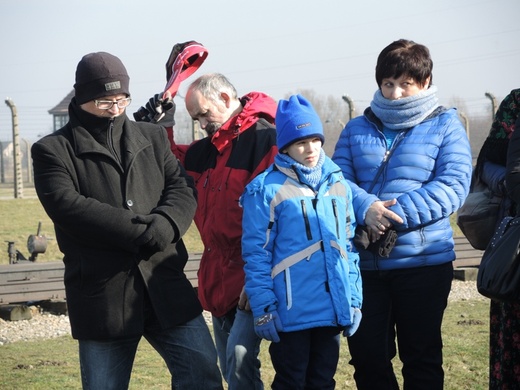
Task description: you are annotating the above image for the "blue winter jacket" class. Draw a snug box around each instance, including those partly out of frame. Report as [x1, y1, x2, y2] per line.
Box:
[241, 154, 362, 332]
[332, 107, 472, 271]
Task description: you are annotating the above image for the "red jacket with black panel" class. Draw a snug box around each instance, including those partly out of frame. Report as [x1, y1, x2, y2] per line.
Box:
[182, 92, 278, 317]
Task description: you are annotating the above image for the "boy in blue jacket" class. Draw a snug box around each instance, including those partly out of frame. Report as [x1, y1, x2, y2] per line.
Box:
[240, 94, 362, 389]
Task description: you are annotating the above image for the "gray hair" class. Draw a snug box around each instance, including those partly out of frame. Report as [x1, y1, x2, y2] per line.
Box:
[188, 73, 238, 103]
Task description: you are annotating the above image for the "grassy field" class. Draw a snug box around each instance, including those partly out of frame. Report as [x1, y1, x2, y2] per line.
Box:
[0, 183, 461, 264]
[0, 185, 489, 389]
[0, 184, 203, 264]
[0, 299, 490, 389]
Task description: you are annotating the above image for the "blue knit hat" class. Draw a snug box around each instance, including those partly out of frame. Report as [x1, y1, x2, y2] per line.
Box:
[276, 94, 324, 151]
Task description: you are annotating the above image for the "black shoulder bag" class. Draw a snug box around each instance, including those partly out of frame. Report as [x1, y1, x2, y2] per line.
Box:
[353, 145, 398, 258]
[477, 216, 520, 302]
[456, 170, 503, 250]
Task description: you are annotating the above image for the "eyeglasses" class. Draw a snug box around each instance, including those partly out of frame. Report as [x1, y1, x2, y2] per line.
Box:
[94, 97, 132, 110]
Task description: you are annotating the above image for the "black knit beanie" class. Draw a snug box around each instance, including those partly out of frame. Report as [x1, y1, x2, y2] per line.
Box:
[74, 52, 130, 105]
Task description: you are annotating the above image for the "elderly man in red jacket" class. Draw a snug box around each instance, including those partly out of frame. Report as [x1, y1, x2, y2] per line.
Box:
[138, 72, 277, 389]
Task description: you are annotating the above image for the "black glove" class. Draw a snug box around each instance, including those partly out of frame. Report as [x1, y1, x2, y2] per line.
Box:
[374, 228, 397, 257]
[165, 40, 201, 81]
[133, 94, 176, 126]
[133, 213, 175, 253]
[354, 226, 397, 258]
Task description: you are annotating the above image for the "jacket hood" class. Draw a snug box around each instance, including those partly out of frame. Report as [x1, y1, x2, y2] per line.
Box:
[211, 92, 277, 152]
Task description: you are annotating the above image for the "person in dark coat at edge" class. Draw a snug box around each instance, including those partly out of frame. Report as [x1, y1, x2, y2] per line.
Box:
[476, 88, 520, 389]
[31, 51, 223, 390]
[139, 72, 278, 389]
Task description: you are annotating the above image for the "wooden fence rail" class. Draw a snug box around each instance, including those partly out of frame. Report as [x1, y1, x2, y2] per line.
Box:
[0, 238, 482, 306]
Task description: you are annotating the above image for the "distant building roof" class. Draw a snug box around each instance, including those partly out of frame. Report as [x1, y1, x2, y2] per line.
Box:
[48, 90, 74, 115]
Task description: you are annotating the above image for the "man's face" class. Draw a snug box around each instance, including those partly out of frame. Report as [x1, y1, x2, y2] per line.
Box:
[185, 89, 231, 136]
[80, 94, 130, 118]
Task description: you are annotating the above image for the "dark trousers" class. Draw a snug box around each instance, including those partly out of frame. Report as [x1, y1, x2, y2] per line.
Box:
[269, 327, 341, 390]
[347, 262, 453, 390]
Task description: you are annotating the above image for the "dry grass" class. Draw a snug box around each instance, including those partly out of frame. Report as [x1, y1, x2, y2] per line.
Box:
[0, 184, 202, 265]
[0, 299, 490, 389]
[0, 184, 489, 389]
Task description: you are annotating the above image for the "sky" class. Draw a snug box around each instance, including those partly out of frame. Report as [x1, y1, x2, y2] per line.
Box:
[0, 0, 519, 142]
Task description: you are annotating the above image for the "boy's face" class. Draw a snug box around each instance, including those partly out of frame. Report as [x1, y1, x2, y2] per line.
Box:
[284, 137, 322, 168]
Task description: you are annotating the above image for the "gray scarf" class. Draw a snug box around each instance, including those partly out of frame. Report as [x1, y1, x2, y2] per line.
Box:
[279, 150, 325, 189]
[370, 85, 439, 129]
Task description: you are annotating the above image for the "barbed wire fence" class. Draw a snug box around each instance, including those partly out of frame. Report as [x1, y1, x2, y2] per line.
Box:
[0, 92, 499, 199]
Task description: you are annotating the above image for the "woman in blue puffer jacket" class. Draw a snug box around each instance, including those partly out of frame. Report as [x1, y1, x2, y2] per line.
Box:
[241, 95, 362, 390]
[332, 39, 472, 390]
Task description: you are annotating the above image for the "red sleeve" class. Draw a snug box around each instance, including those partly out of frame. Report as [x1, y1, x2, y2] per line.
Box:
[166, 127, 189, 165]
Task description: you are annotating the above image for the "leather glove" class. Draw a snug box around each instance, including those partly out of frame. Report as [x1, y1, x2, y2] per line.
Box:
[254, 311, 282, 342]
[165, 40, 201, 81]
[133, 93, 176, 126]
[355, 226, 397, 258]
[133, 213, 175, 253]
[343, 308, 362, 337]
[369, 228, 397, 258]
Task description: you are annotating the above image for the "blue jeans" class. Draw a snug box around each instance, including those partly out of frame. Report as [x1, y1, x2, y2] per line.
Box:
[347, 262, 453, 390]
[212, 307, 264, 390]
[79, 314, 223, 390]
[269, 327, 341, 390]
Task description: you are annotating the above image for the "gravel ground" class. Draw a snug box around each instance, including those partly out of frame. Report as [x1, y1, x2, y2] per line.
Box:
[0, 280, 486, 346]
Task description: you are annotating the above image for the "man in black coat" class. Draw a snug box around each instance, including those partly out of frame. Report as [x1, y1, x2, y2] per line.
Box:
[31, 52, 223, 390]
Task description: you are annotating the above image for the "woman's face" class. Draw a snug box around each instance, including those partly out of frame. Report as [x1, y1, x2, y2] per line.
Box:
[380, 75, 430, 100]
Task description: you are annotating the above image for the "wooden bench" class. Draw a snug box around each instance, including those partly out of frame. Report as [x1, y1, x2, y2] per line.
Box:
[0, 238, 482, 305]
[0, 253, 204, 305]
[0, 261, 66, 304]
[453, 236, 483, 268]
[453, 235, 483, 281]
[185, 253, 202, 288]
